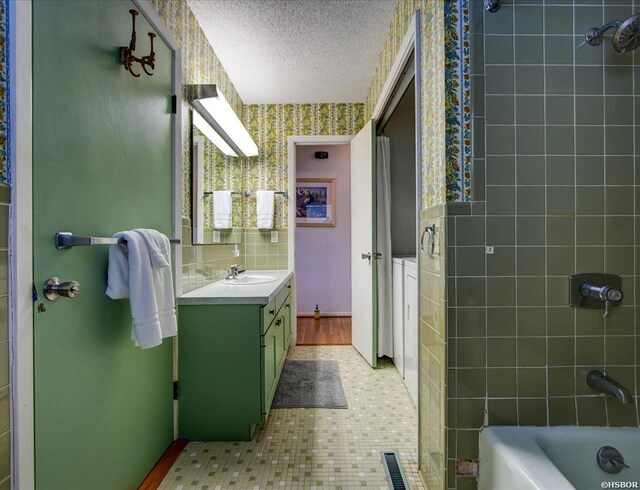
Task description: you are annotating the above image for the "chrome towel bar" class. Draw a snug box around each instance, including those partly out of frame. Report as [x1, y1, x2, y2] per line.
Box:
[245, 191, 289, 198]
[55, 232, 180, 250]
[203, 191, 242, 196]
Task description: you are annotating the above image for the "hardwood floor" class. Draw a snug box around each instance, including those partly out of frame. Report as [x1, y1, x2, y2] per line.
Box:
[139, 439, 189, 490]
[296, 316, 352, 345]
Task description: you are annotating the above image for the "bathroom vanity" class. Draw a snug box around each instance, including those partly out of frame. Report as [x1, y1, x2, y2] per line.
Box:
[177, 270, 293, 441]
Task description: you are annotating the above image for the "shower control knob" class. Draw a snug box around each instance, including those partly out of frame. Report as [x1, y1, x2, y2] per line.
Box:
[606, 288, 623, 302]
[580, 282, 623, 304]
[580, 281, 623, 318]
[44, 277, 81, 301]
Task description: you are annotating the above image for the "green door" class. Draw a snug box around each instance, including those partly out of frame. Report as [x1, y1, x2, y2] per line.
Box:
[33, 2, 175, 488]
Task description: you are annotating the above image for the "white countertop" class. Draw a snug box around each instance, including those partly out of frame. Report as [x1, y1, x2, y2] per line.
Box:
[178, 270, 293, 306]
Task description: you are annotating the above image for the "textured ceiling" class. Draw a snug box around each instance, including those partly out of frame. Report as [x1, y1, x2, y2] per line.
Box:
[187, 0, 397, 104]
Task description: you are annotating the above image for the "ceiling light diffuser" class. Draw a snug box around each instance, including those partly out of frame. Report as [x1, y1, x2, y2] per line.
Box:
[189, 85, 259, 157]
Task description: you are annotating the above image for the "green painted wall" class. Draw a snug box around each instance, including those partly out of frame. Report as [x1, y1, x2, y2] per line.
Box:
[33, 2, 174, 488]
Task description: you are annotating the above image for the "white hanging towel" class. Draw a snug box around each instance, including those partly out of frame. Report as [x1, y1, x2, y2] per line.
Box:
[106, 229, 177, 349]
[256, 191, 275, 229]
[213, 191, 232, 229]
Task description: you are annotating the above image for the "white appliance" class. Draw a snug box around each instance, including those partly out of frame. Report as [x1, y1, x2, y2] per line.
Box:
[391, 256, 418, 406]
[403, 258, 418, 406]
[392, 257, 406, 376]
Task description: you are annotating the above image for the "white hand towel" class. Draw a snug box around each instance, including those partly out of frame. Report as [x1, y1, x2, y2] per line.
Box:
[135, 229, 178, 342]
[256, 191, 275, 229]
[213, 191, 232, 229]
[106, 229, 177, 349]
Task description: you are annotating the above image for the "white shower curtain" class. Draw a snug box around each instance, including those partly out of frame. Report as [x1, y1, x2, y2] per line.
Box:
[377, 136, 393, 358]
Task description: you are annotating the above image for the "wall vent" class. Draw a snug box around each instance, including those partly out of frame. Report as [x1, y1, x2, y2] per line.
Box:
[381, 451, 410, 489]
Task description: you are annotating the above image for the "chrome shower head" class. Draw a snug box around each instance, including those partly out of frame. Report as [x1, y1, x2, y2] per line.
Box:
[484, 0, 500, 13]
[585, 13, 640, 54]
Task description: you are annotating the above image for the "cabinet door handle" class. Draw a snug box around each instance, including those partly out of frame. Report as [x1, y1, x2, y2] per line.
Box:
[276, 319, 282, 326]
[285, 304, 290, 309]
[269, 309, 275, 315]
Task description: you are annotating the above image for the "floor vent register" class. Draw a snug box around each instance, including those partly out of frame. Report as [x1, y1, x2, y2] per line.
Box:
[381, 451, 410, 489]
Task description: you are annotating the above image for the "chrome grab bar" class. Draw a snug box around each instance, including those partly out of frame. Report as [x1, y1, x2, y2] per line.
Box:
[55, 231, 180, 250]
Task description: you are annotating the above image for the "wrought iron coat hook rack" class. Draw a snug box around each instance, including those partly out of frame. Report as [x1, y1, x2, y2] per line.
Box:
[119, 9, 156, 78]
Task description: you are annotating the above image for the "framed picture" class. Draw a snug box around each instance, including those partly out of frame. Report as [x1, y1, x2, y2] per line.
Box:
[296, 178, 336, 227]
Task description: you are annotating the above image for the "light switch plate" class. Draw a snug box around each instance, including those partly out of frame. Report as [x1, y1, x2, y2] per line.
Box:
[486, 246, 495, 254]
[271, 231, 278, 243]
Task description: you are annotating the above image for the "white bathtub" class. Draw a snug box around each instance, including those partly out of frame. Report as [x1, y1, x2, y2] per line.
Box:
[479, 426, 640, 490]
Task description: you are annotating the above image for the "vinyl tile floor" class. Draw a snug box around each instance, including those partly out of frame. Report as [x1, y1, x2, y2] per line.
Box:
[159, 345, 425, 490]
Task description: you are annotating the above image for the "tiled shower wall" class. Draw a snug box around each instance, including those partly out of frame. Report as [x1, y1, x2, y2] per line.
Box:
[446, 1, 640, 488]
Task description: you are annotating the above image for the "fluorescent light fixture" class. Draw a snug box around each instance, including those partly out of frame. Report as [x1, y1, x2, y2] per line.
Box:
[189, 85, 259, 157]
[192, 111, 237, 157]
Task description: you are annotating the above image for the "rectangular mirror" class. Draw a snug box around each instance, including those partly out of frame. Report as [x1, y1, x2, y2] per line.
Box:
[191, 111, 244, 245]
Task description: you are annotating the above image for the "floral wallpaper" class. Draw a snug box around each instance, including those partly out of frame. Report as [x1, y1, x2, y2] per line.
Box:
[445, 0, 471, 201]
[149, 0, 243, 219]
[365, 0, 470, 206]
[0, 0, 7, 184]
[243, 103, 364, 229]
[364, 0, 422, 121]
[422, 1, 446, 209]
[150, 0, 468, 220]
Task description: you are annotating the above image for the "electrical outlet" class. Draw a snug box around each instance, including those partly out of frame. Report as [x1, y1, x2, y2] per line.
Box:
[213, 230, 221, 243]
[486, 246, 495, 255]
[233, 244, 240, 257]
[271, 231, 278, 243]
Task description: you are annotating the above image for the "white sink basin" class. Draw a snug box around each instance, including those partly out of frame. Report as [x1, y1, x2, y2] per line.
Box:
[223, 274, 279, 285]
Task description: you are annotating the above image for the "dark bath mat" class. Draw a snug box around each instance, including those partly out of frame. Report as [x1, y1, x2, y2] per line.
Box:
[272, 360, 348, 409]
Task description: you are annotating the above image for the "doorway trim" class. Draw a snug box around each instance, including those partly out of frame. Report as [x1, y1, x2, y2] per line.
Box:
[287, 135, 353, 346]
[365, 7, 423, 471]
[10, 0, 183, 484]
[11, 0, 35, 486]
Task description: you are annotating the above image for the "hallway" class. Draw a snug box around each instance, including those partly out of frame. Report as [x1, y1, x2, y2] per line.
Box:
[296, 317, 352, 346]
[159, 346, 422, 489]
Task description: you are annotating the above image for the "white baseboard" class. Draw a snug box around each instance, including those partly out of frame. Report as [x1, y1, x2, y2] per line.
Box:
[297, 312, 352, 317]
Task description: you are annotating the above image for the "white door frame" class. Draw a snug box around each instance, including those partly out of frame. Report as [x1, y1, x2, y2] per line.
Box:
[10, 1, 183, 485]
[287, 135, 353, 346]
[369, 7, 422, 461]
[11, 1, 34, 487]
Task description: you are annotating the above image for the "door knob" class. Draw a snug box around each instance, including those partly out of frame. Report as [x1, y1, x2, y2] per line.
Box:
[44, 277, 81, 301]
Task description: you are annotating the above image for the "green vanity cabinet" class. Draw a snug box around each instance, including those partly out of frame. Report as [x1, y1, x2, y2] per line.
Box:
[178, 278, 292, 441]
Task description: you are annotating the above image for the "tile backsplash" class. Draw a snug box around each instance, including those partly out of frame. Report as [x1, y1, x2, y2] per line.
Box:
[181, 217, 244, 294]
[181, 218, 288, 294]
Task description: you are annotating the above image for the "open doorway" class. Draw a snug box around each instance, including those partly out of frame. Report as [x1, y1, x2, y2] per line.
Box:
[376, 73, 418, 405]
[294, 144, 352, 345]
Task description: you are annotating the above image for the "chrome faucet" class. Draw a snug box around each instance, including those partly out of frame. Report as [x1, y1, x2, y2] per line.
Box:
[226, 264, 245, 280]
[587, 370, 633, 404]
